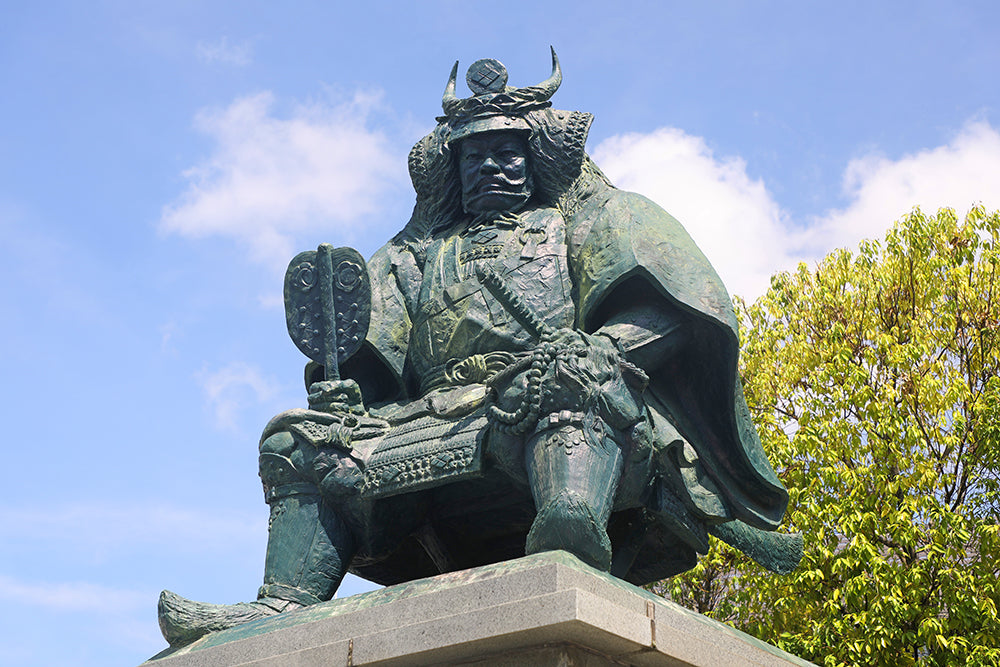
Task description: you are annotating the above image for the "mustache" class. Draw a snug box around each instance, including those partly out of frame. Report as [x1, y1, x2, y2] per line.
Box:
[462, 173, 528, 195]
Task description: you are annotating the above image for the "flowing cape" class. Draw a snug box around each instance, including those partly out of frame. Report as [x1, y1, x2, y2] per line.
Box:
[568, 189, 788, 530]
[337, 106, 788, 535]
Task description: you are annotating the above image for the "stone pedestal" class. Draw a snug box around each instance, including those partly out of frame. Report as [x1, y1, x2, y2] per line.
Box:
[146, 551, 813, 666]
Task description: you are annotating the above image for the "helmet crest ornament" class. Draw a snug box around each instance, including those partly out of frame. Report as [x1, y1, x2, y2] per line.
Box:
[439, 47, 562, 142]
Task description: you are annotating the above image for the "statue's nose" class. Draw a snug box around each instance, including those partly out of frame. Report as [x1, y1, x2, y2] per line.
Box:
[480, 157, 501, 174]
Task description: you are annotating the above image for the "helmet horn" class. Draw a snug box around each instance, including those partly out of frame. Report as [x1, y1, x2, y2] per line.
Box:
[441, 61, 462, 115]
[522, 47, 562, 103]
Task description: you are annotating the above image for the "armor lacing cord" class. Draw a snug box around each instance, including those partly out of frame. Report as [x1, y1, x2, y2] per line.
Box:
[533, 409, 588, 433]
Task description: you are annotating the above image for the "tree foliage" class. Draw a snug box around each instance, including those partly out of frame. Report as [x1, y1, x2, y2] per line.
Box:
[654, 207, 1000, 665]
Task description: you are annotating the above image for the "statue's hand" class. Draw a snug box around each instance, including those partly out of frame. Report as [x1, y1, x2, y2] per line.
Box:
[308, 379, 365, 415]
[536, 328, 645, 430]
[539, 327, 588, 349]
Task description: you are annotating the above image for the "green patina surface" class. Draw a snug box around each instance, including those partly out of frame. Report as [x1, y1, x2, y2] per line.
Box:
[156, 51, 801, 650]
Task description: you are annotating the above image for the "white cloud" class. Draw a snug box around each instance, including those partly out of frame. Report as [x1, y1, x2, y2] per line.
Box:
[593, 120, 1000, 300]
[164, 97, 1000, 301]
[196, 36, 252, 66]
[197, 361, 278, 430]
[593, 128, 796, 299]
[804, 120, 1000, 254]
[160, 91, 401, 271]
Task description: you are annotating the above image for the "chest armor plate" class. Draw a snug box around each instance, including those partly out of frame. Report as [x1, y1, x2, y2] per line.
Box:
[409, 207, 575, 381]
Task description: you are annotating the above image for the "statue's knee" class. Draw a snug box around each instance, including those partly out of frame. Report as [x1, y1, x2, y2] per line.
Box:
[260, 431, 297, 457]
[260, 429, 365, 503]
[259, 432, 307, 490]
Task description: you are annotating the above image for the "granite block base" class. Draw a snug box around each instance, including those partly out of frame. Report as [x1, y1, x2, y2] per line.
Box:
[146, 551, 813, 666]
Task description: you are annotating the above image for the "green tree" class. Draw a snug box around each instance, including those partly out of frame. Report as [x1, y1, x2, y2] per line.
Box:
[655, 207, 1000, 666]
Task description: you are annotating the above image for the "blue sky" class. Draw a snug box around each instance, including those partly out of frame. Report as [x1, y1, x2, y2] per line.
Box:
[2, 2, 999, 665]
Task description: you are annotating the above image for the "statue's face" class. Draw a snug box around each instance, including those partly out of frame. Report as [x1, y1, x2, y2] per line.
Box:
[457, 131, 532, 214]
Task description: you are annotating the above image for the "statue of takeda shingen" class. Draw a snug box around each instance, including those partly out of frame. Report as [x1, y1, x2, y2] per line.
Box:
[159, 50, 802, 647]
